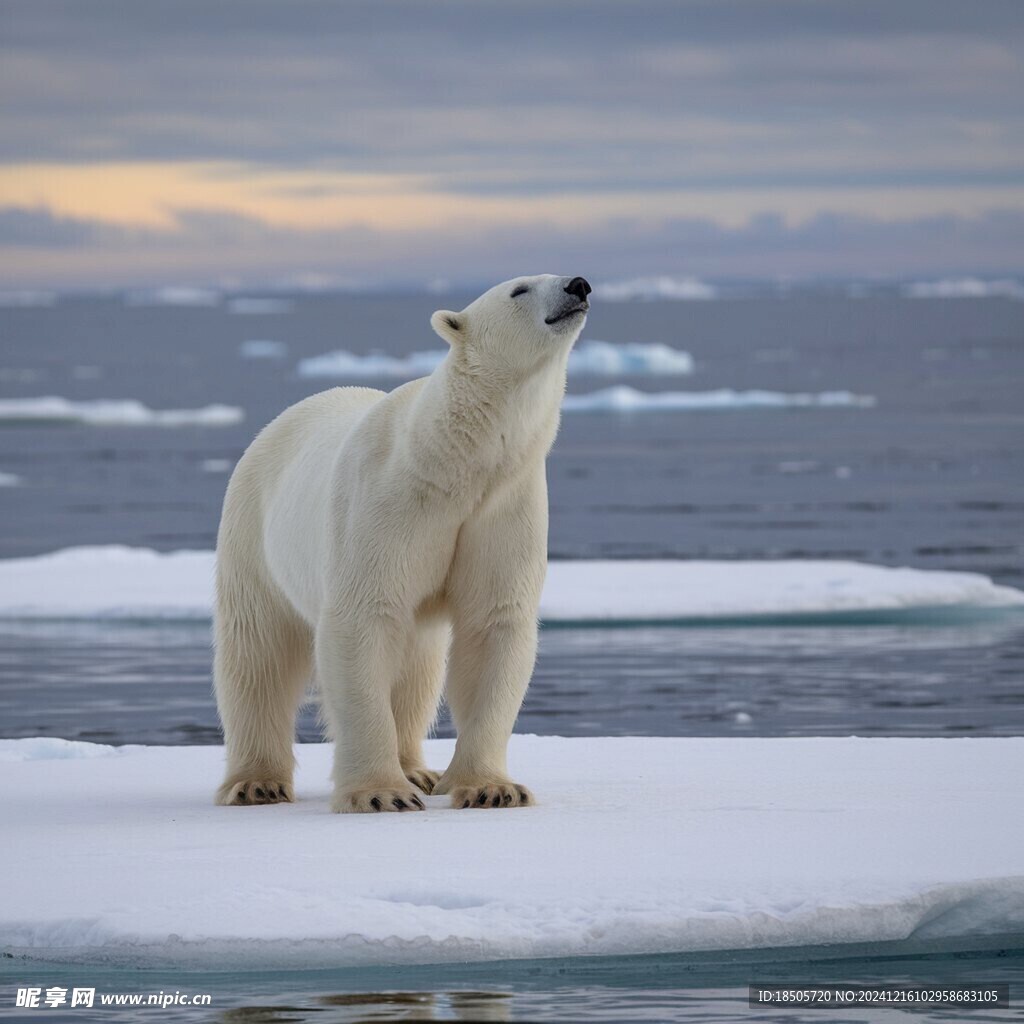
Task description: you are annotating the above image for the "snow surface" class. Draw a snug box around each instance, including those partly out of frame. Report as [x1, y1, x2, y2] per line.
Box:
[593, 276, 718, 301]
[0, 398, 243, 427]
[2, 736, 1022, 967]
[0, 547, 1021, 624]
[561, 387, 876, 412]
[902, 277, 1024, 300]
[297, 341, 695, 379]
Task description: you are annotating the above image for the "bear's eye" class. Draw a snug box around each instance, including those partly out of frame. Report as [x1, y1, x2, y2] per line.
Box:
[510, 285, 529, 298]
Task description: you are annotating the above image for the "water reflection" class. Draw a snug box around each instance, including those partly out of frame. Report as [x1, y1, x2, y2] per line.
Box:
[219, 990, 511, 1022]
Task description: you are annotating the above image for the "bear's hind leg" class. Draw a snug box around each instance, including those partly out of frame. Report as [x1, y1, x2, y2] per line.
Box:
[214, 571, 311, 806]
[392, 616, 449, 794]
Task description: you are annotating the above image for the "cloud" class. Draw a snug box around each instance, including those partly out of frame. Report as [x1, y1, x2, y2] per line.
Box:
[1, 202, 1021, 288]
[1, 1, 1022, 284]
[0, 206, 103, 247]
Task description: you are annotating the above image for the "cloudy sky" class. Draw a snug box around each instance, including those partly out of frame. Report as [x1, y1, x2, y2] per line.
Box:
[1, 0, 1022, 289]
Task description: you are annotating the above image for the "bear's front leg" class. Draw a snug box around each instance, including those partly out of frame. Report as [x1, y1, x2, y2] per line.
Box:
[433, 614, 537, 809]
[316, 605, 428, 813]
[434, 468, 547, 809]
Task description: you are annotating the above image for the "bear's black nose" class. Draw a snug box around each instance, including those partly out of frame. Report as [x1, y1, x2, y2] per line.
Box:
[564, 277, 592, 302]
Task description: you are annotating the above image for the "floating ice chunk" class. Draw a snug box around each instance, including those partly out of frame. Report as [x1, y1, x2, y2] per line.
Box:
[200, 458, 234, 474]
[0, 397, 243, 427]
[297, 349, 446, 378]
[0, 470, 21, 486]
[226, 297, 293, 315]
[124, 287, 221, 307]
[593, 276, 718, 301]
[299, 342, 694, 379]
[569, 340, 694, 376]
[902, 278, 1024, 300]
[562, 386, 876, 412]
[0, 547, 1020, 623]
[239, 339, 288, 359]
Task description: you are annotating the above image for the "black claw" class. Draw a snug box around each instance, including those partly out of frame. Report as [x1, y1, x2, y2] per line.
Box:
[477, 792, 487, 805]
[370, 797, 382, 811]
[491, 794, 501, 807]
[503, 793, 513, 805]
[517, 789, 529, 804]
[412, 796, 424, 809]
[393, 798, 407, 810]
[254, 787, 265, 799]
[462, 799, 471, 808]
[236, 791, 247, 803]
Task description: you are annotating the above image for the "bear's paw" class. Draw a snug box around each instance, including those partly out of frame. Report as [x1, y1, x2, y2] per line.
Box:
[450, 782, 533, 809]
[404, 767, 442, 795]
[333, 784, 427, 814]
[218, 779, 293, 806]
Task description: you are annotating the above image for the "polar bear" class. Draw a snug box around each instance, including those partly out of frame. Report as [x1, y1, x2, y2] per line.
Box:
[213, 274, 591, 812]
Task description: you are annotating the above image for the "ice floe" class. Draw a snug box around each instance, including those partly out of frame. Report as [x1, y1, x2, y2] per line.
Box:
[297, 341, 695, 380]
[226, 297, 294, 315]
[0, 547, 1020, 624]
[592, 276, 718, 301]
[901, 278, 1024, 300]
[2, 735, 1021, 967]
[0, 398, 243, 427]
[124, 286, 221, 307]
[239, 339, 288, 359]
[562, 387, 876, 412]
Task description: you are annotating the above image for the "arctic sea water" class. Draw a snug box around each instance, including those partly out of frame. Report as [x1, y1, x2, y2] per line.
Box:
[1, 284, 1022, 1021]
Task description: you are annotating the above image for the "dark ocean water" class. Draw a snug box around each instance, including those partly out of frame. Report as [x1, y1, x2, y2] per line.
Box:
[1, 290, 1024, 744]
[1, 289, 1023, 743]
[2, 290, 1022, 577]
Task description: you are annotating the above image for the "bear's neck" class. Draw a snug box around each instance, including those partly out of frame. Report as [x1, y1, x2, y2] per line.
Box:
[412, 347, 567, 499]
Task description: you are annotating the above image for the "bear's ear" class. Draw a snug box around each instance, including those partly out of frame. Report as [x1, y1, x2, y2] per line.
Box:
[430, 309, 465, 346]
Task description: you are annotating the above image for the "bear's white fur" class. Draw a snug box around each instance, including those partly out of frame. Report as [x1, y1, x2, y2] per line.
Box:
[214, 274, 590, 812]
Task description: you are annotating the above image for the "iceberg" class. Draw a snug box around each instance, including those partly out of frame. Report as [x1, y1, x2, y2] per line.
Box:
[562, 387, 876, 412]
[2, 735, 1021, 967]
[0, 547, 1020, 624]
[0, 398, 243, 428]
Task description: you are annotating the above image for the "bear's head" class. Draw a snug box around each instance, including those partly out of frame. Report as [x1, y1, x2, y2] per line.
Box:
[431, 275, 591, 374]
